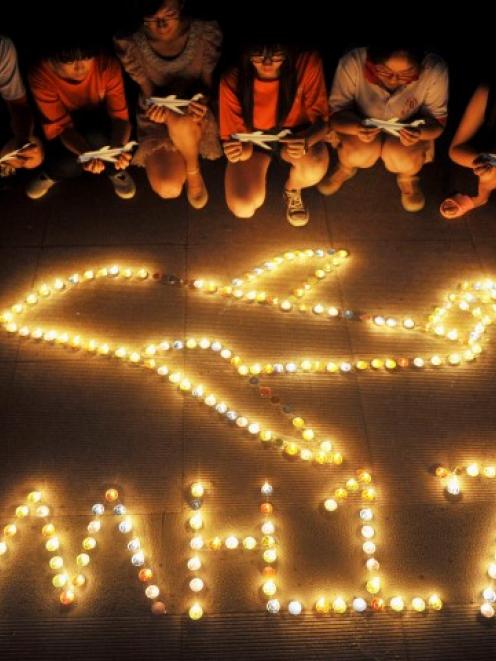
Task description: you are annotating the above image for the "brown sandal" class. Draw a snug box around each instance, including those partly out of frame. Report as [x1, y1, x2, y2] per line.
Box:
[440, 193, 476, 219]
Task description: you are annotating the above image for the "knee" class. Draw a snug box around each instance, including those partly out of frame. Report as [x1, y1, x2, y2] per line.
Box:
[168, 114, 199, 138]
[382, 143, 424, 173]
[480, 170, 496, 190]
[302, 157, 329, 184]
[340, 142, 380, 169]
[151, 180, 183, 199]
[227, 198, 257, 219]
[227, 192, 264, 219]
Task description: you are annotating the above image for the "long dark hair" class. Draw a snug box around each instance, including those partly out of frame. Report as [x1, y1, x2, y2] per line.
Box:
[237, 40, 297, 131]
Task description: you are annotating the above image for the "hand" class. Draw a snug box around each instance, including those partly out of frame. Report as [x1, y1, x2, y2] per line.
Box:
[113, 151, 132, 170]
[0, 140, 43, 169]
[0, 162, 15, 177]
[11, 142, 42, 168]
[2, 154, 25, 168]
[187, 98, 208, 123]
[146, 104, 171, 124]
[399, 127, 422, 146]
[472, 154, 495, 180]
[356, 125, 381, 143]
[82, 158, 105, 174]
[473, 163, 495, 180]
[280, 137, 307, 159]
[223, 140, 252, 163]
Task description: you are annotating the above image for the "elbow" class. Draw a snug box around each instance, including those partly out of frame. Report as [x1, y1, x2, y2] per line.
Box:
[448, 144, 460, 162]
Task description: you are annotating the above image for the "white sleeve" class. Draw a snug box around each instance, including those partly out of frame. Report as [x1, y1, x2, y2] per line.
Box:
[421, 58, 449, 119]
[328, 52, 359, 114]
[0, 36, 26, 101]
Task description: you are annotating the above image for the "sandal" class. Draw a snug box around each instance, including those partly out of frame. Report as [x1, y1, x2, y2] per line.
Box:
[440, 193, 476, 220]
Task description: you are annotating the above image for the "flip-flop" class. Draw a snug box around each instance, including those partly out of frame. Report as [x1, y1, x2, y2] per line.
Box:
[440, 193, 475, 219]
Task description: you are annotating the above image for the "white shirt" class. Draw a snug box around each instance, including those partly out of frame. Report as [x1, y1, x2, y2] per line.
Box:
[0, 35, 26, 102]
[329, 47, 448, 121]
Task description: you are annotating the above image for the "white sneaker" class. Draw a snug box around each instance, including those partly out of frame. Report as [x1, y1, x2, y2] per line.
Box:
[26, 172, 56, 200]
[283, 188, 309, 226]
[109, 170, 136, 199]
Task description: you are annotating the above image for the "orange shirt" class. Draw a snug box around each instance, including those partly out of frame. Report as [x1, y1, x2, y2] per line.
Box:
[219, 51, 328, 140]
[29, 56, 129, 140]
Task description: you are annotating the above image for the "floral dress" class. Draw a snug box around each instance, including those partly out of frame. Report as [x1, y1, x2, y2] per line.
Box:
[114, 20, 223, 165]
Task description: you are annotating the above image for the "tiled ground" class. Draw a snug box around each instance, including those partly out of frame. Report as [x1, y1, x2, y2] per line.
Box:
[1, 155, 496, 660]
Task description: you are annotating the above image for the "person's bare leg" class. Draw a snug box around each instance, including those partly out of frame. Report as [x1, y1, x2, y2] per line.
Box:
[382, 135, 427, 212]
[338, 134, 382, 170]
[145, 147, 186, 199]
[166, 113, 207, 208]
[225, 151, 271, 218]
[441, 166, 496, 217]
[381, 135, 426, 176]
[280, 142, 329, 225]
[318, 133, 381, 195]
[473, 170, 496, 206]
[281, 142, 329, 190]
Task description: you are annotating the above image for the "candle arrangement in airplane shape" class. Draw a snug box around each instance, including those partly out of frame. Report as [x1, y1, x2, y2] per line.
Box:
[0, 248, 494, 619]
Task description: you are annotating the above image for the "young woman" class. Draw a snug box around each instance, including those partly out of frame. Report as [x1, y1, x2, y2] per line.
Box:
[114, 0, 222, 209]
[440, 80, 496, 219]
[26, 39, 134, 200]
[220, 40, 329, 226]
[319, 44, 448, 212]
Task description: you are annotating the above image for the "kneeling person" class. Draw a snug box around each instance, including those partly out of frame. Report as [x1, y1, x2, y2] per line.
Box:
[220, 40, 329, 226]
[319, 44, 448, 213]
[27, 39, 135, 200]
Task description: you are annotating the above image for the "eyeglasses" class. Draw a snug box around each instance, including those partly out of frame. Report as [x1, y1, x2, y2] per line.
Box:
[250, 52, 286, 64]
[374, 65, 418, 83]
[144, 10, 180, 27]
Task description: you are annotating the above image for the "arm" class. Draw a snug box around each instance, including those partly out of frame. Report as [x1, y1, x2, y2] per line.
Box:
[104, 59, 132, 168]
[219, 71, 252, 162]
[59, 121, 131, 173]
[296, 117, 329, 148]
[417, 116, 445, 141]
[411, 59, 449, 143]
[330, 108, 366, 135]
[59, 126, 92, 155]
[110, 117, 131, 147]
[297, 52, 329, 148]
[449, 85, 488, 168]
[328, 51, 379, 141]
